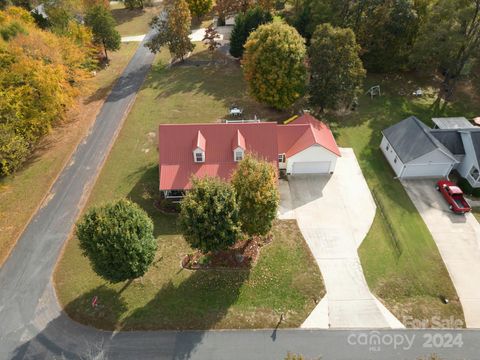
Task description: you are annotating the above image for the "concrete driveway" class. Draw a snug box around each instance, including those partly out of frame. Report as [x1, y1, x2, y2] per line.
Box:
[280, 148, 404, 329]
[402, 179, 480, 328]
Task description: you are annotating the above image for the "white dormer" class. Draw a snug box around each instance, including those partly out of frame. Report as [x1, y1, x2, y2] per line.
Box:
[193, 130, 206, 163]
[232, 129, 246, 162]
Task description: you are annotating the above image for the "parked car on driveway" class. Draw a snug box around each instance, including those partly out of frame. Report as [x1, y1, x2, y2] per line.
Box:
[436, 180, 472, 214]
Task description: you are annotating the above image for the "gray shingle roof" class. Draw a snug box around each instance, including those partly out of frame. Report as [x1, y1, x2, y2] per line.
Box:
[469, 131, 480, 165]
[432, 117, 474, 129]
[430, 130, 465, 155]
[382, 116, 457, 163]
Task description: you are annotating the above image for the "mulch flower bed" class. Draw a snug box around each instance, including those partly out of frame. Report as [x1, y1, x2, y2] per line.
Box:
[182, 234, 273, 270]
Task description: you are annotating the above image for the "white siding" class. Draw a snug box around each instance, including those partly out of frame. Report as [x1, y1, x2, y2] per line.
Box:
[381, 136, 456, 178]
[457, 133, 479, 187]
[286, 145, 338, 174]
[380, 136, 405, 177]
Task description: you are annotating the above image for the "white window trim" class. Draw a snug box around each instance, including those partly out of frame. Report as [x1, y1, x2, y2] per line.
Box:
[278, 153, 286, 163]
[470, 165, 480, 181]
[234, 148, 244, 162]
[193, 149, 205, 163]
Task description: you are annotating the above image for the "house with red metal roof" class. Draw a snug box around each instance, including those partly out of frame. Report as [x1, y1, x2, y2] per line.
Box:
[158, 113, 340, 197]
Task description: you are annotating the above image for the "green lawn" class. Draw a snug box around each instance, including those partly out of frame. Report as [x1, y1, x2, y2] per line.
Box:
[54, 48, 324, 330]
[330, 74, 474, 326]
[110, 2, 160, 36]
[0, 42, 138, 266]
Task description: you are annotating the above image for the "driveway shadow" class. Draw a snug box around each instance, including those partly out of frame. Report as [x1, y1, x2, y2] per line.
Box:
[285, 174, 332, 210]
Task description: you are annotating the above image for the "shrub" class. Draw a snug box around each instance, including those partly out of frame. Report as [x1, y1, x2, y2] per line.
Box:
[231, 154, 279, 236]
[179, 176, 242, 253]
[76, 199, 157, 283]
[0, 125, 29, 176]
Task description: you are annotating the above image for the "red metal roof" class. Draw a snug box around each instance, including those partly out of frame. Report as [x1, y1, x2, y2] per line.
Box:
[158, 114, 340, 191]
[277, 113, 341, 157]
[232, 129, 246, 151]
[193, 130, 206, 151]
[159, 122, 278, 190]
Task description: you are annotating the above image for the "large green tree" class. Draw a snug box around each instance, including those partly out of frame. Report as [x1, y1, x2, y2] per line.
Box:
[231, 155, 279, 236]
[308, 23, 365, 111]
[412, 0, 480, 100]
[185, 0, 212, 19]
[229, 6, 272, 58]
[76, 199, 157, 283]
[289, 0, 423, 72]
[179, 177, 242, 253]
[243, 21, 307, 109]
[147, 0, 195, 61]
[85, 5, 121, 60]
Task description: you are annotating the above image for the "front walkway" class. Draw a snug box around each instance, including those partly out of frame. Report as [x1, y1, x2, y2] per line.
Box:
[402, 179, 480, 328]
[279, 148, 404, 329]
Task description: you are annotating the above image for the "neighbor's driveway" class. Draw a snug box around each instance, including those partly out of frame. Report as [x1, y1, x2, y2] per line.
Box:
[279, 148, 404, 329]
[402, 179, 480, 328]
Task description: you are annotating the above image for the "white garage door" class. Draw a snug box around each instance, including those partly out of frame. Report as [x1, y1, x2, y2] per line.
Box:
[292, 161, 331, 174]
[402, 163, 451, 178]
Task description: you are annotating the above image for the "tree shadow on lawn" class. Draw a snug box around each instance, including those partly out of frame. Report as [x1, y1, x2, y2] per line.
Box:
[146, 52, 291, 122]
[63, 285, 129, 331]
[119, 268, 251, 359]
[127, 164, 179, 237]
[111, 7, 147, 27]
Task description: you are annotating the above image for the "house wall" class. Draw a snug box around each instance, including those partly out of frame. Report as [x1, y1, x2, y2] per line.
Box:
[456, 133, 480, 187]
[381, 136, 456, 178]
[286, 145, 338, 174]
[380, 136, 405, 177]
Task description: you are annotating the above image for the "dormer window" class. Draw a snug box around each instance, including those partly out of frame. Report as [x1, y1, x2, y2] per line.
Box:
[193, 130, 206, 163]
[234, 148, 244, 162]
[232, 130, 246, 162]
[194, 149, 205, 163]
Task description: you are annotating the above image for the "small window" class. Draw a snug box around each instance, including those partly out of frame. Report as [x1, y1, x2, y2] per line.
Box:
[235, 150, 244, 162]
[278, 154, 286, 163]
[394, 156, 398, 164]
[470, 166, 480, 181]
[386, 144, 390, 151]
[194, 151, 204, 163]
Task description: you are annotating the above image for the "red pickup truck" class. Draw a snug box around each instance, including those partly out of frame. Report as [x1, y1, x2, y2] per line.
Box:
[436, 180, 472, 214]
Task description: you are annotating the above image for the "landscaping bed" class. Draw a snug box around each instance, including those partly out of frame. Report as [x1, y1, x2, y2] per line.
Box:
[182, 235, 272, 270]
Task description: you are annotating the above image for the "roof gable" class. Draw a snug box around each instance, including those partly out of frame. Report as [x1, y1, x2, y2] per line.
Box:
[278, 113, 341, 157]
[382, 116, 457, 163]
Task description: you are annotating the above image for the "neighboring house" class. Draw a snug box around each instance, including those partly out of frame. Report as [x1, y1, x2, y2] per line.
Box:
[158, 113, 340, 198]
[381, 116, 480, 187]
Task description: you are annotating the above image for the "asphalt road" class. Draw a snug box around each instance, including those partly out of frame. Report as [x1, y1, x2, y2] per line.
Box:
[1, 31, 480, 360]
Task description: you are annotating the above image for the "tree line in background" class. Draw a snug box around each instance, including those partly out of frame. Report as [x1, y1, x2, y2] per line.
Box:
[214, 0, 480, 111]
[0, 1, 120, 176]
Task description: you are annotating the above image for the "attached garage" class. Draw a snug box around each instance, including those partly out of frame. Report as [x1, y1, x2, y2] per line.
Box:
[287, 145, 339, 175]
[402, 163, 454, 178]
[381, 116, 458, 179]
[292, 161, 331, 174]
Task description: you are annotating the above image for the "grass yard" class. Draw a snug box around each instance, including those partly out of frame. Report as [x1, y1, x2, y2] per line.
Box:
[54, 48, 324, 330]
[330, 73, 476, 326]
[0, 42, 139, 266]
[110, 2, 160, 36]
